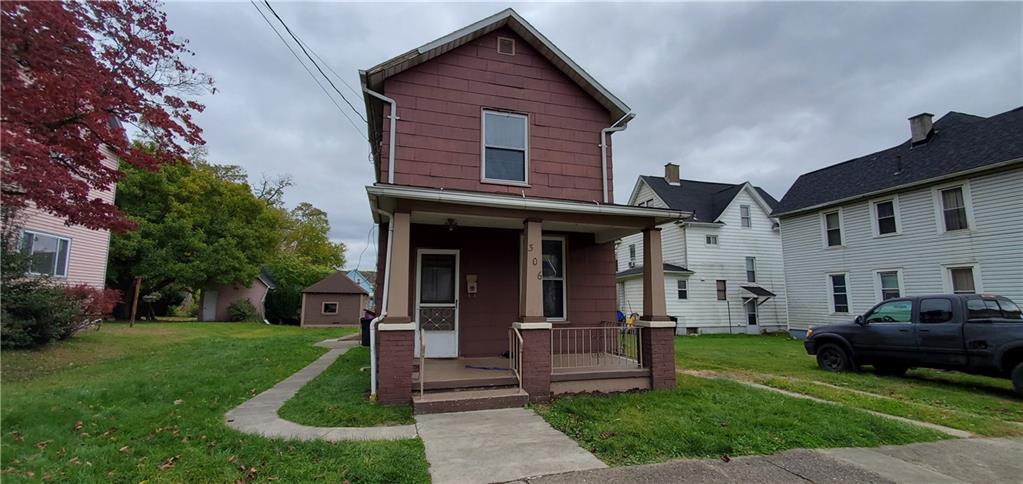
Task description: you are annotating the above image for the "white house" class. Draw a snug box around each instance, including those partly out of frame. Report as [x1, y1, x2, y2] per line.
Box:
[616, 163, 787, 335]
[774, 107, 1023, 338]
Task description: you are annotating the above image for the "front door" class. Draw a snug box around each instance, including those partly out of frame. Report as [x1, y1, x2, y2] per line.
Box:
[415, 250, 459, 358]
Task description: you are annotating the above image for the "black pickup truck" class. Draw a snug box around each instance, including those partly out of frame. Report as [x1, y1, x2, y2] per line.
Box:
[803, 294, 1023, 395]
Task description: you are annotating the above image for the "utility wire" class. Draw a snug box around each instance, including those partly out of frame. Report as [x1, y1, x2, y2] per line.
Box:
[262, 0, 367, 123]
[297, 37, 363, 99]
[249, 0, 367, 140]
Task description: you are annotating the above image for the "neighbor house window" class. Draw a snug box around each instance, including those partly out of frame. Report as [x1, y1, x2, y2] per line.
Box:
[716, 280, 727, 300]
[940, 186, 968, 231]
[740, 205, 752, 228]
[874, 199, 898, 235]
[828, 274, 849, 313]
[677, 280, 688, 300]
[947, 266, 977, 294]
[628, 244, 636, 267]
[482, 110, 528, 184]
[823, 210, 842, 247]
[542, 238, 566, 319]
[877, 270, 901, 300]
[706, 235, 718, 245]
[745, 257, 756, 283]
[322, 302, 339, 314]
[20, 231, 70, 277]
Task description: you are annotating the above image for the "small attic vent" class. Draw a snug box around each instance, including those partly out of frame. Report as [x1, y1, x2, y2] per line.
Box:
[497, 37, 515, 56]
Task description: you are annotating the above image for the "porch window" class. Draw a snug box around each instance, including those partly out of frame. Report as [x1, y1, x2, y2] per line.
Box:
[20, 230, 70, 277]
[322, 302, 339, 314]
[482, 110, 528, 184]
[542, 238, 566, 319]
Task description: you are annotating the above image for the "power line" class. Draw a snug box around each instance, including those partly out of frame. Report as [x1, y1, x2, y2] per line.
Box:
[297, 37, 362, 99]
[249, 0, 366, 140]
[262, 0, 366, 123]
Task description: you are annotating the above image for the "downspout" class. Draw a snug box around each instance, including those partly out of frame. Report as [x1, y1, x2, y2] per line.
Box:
[599, 113, 633, 203]
[363, 87, 398, 184]
[369, 208, 395, 399]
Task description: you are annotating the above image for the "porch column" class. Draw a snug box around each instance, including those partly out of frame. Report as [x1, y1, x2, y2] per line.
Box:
[514, 322, 552, 402]
[519, 218, 544, 322]
[377, 210, 414, 404]
[638, 227, 676, 389]
[516, 218, 551, 401]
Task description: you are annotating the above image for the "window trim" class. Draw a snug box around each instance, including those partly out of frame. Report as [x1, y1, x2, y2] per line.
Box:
[820, 208, 845, 248]
[677, 279, 688, 300]
[20, 229, 72, 278]
[870, 195, 901, 238]
[941, 263, 982, 295]
[481, 109, 530, 186]
[321, 301, 339, 315]
[826, 272, 851, 314]
[872, 268, 905, 302]
[542, 235, 567, 321]
[931, 181, 974, 233]
[740, 204, 752, 228]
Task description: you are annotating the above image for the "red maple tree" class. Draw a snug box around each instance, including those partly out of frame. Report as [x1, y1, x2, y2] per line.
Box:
[1, 1, 214, 232]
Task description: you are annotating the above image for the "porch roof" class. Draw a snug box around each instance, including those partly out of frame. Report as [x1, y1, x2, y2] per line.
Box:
[367, 184, 688, 243]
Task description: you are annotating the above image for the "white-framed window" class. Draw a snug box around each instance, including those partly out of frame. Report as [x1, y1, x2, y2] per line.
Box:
[745, 256, 756, 283]
[628, 244, 636, 268]
[740, 205, 752, 228]
[20, 230, 71, 277]
[481, 110, 528, 185]
[542, 237, 566, 320]
[821, 209, 843, 247]
[932, 181, 974, 233]
[705, 234, 718, 245]
[874, 269, 903, 301]
[872, 197, 900, 236]
[677, 279, 688, 300]
[827, 273, 850, 313]
[322, 302, 339, 314]
[943, 264, 981, 295]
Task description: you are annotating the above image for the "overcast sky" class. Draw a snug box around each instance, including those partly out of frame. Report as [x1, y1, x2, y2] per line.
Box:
[162, 1, 1022, 270]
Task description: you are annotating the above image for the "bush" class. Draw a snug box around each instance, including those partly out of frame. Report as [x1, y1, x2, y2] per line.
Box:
[226, 299, 260, 322]
[1, 283, 79, 349]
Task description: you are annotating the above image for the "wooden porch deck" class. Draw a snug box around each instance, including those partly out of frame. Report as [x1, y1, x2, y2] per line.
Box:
[412, 353, 648, 391]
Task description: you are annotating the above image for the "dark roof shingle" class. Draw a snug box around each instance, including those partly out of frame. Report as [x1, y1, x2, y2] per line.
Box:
[774, 107, 1023, 216]
[303, 272, 369, 295]
[616, 263, 691, 278]
[639, 177, 778, 222]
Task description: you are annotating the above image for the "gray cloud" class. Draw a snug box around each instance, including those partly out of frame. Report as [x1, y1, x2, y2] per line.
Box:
[163, 1, 1022, 269]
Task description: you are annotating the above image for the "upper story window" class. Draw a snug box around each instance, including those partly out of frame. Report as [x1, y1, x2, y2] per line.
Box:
[873, 198, 899, 236]
[706, 235, 718, 245]
[822, 210, 843, 247]
[740, 205, 752, 228]
[939, 186, 968, 231]
[482, 110, 528, 185]
[20, 231, 70, 277]
[745, 257, 756, 283]
[628, 244, 636, 268]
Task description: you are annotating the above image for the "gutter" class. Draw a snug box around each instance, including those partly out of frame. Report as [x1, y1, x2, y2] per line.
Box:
[363, 87, 399, 184]
[369, 208, 395, 399]
[599, 113, 634, 203]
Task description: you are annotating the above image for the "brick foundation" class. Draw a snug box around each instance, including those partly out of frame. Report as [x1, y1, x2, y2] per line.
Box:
[519, 327, 552, 402]
[640, 326, 677, 390]
[376, 328, 414, 404]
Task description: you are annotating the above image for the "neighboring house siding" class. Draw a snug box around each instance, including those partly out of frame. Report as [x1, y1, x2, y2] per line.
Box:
[781, 167, 1023, 332]
[379, 27, 615, 203]
[632, 182, 668, 208]
[201, 280, 269, 322]
[302, 293, 367, 325]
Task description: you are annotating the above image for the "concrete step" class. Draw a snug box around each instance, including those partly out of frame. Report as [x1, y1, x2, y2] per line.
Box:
[413, 387, 529, 415]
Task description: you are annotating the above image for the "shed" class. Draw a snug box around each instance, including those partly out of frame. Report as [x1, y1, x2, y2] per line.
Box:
[300, 271, 369, 326]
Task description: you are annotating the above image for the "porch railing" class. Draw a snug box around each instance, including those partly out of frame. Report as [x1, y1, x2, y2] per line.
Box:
[418, 325, 425, 398]
[508, 327, 523, 391]
[551, 322, 642, 371]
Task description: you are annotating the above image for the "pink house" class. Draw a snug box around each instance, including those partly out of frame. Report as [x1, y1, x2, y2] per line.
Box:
[363, 9, 686, 412]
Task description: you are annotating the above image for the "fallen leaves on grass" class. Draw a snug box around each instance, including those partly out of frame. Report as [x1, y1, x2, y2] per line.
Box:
[158, 455, 179, 470]
[72, 421, 84, 432]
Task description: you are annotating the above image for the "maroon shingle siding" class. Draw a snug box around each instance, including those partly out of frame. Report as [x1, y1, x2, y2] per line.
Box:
[379, 28, 615, 203]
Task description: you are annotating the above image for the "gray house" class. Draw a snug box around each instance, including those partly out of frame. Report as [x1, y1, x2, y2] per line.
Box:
[774, 107, 1023, 338]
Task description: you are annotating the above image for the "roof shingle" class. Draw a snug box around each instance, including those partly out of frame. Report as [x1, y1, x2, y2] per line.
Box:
[639, 177, 778, 222]
[303, 272, 369, 295]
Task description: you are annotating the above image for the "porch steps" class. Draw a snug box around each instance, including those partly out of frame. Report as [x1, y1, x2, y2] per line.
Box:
[412, 387, 529, 415]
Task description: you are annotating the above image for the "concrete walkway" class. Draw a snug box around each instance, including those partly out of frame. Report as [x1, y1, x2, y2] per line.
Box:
[517, 438, 1023, 484]
[417, 408, 607, 484]
[224, 338, 418, 441]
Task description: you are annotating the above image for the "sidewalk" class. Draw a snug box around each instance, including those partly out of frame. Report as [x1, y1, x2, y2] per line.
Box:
[514, 437, 1023, 484]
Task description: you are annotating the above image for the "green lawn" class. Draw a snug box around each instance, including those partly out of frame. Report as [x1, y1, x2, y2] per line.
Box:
[534, 374, 946, 466]
[677, 334, 1023, 437]
[1, 323, 429, 483]
[279, 346, 415, 427]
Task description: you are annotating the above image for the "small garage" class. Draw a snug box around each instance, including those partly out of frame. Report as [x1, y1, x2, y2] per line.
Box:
[300, 271, 369, 327]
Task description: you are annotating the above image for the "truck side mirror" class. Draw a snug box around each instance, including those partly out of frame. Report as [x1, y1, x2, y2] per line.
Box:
[854, 315, 865, 325]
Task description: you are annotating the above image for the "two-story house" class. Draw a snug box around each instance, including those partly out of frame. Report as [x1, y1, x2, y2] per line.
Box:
[775, 107, 1023, 338]
[361, 9, 684, 411]
[345, 269, 376, 309]
[616, 163, 786, 335]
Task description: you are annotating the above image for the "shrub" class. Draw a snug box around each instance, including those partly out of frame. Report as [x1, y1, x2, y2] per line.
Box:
[64, 285, 122, 329]
[226, 299, 260, 322]
[1, 283, 79, 349]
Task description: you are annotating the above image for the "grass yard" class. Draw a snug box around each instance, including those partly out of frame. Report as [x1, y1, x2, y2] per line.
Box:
[1, 323, 430, 483]
[534, 374, 946, 466]
[278, 346, 415, 427]
[677, 334, 1023, 437]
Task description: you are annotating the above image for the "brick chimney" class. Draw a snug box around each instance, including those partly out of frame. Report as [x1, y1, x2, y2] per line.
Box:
[909, 113, 934, 145]
[664, 162, 680, 185]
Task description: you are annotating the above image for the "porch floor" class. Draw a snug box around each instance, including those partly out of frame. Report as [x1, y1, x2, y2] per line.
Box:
[414, 357, 518, 390]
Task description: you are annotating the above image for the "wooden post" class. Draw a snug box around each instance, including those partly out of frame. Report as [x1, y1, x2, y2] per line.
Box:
[129, 276, 142, 327]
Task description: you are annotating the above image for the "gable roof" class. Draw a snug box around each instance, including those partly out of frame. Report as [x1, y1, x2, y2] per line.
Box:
[302, 271, 369, 295]
[774, 107, 1023, 217]
[637, 176, 779, 223]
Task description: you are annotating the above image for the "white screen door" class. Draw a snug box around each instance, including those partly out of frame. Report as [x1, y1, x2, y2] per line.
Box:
[415, 249, 459, 358]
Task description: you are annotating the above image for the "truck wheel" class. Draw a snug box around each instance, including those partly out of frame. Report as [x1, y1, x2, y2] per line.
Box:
[1012, 362, 1023, 396]
[874, 364, 908, 376]
[816, 343, 852, 372]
